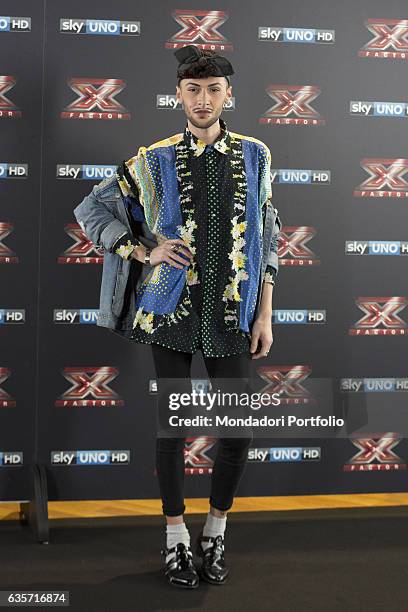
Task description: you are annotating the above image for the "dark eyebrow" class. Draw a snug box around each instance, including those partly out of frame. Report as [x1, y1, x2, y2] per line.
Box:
[185, 81, 223, 87]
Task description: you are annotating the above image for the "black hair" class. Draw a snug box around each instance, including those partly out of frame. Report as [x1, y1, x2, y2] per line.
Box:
[177, 49, 230, 86]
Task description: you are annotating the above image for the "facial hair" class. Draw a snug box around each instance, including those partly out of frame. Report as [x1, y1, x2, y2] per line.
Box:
[184, 106, 222, 130]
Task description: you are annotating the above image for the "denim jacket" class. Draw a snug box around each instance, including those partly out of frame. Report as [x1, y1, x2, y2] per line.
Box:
[73, 162, 281, 335]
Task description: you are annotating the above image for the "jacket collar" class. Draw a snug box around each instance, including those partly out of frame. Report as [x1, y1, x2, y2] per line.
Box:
[183, 117, 231, 157]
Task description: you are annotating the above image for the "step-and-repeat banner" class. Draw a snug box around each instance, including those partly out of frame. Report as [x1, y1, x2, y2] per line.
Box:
[2, 0, 408, 501]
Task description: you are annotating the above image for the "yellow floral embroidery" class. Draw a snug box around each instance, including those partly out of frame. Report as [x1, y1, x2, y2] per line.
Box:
[133, 308, 154, 334]
[175, 147, 200, 286]
[132, 295, 193, 334]
[115, 239, 135, 260]
[186, 268, 199, 284]
[223, 213, 248, 301]
[264, 271, 275, 285]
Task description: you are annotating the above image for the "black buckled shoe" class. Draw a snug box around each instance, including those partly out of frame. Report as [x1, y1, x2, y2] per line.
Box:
[195, 532, 229, 585]
[160, 542, 199, 589]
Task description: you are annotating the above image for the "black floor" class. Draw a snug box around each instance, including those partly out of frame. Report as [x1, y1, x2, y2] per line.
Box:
[1, 507, 408, 611]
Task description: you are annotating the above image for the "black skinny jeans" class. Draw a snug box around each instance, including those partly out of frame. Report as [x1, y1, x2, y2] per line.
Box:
[152, 344, 253, 517]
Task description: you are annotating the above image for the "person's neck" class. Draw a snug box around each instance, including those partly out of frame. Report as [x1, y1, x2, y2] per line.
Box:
[187, 119, 221, 145]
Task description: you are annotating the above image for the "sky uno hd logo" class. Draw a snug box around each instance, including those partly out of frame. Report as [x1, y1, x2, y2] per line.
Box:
[354, 158, 408, 197]
[0, 16, 31, 32]
[272, 310, 326, 324]
[156, 94, 235, 110]
[349, 297, 408, 335]
[359, 19, 408, 59]
[0, 452, 23, 466]
[56, 366, 124, 407]
[0, 222, 18, 263]
[346, 240, 408, 256]
[260, 85, 325, 125]
[279, 226, 320, 266]
[341, 378, 408, 393]
[58, 224, 104, 264]
[60, 18, 140, 36]
[61, 77, 131, 120]
[149, 378, 211, 394]
[51, 450, 130, 465]
[0, 367, 15, 407]
[0, 76, 21, 118]
[56, 165, 117, 180]
[0, 163, 27, 178]
[183, 437, 215, 475]
[0, 310, 25, 324]
[165, 9, 232, 50]
[350, 101, 408, 118]
[272, 169, 330, 185]
[248, 447, 321, 462]
[257, 365, 313, 405]
[53, 309, 99, 324]
[258, 26, 334, 44]
[343, 434, 406, 471]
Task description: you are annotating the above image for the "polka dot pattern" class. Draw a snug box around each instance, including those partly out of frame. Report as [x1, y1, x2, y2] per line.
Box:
[129, 135, 250, 357]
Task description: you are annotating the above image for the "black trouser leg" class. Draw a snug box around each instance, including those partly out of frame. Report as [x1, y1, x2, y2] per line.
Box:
[152, 345, 253, 516]
[204, 353, 253, 511]
[152, 345, 192, 517]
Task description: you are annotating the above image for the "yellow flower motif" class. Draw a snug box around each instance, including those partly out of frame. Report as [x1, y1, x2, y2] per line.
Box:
[190, 138, 206, 156]
[264, 272, 275, 285]
[115, 239, 135, 260]
[234, 237, 246, 250]
[230, 251, 247, 271]
[133, 308, 155, 334]
[237, 269, 249, 281]
[216, 140, 230, 154]
[185, 218, 197, 230]
[186, 268, 199, 285]
[231, 221, 247, 239]
[223, 274, 242, 302]
[223, 285, 236, 300]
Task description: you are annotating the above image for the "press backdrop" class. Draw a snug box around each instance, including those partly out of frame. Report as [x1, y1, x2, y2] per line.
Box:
[1, 0, 408, 501]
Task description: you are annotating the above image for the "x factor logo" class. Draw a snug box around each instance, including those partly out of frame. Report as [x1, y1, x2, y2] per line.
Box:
[278, 226, 320, 266]
[0, 367, 15, 407]
[0, 222, 18, 263]
[56, 366, 124, 406]
[257, 365, 313, 405]
[343, 433, 406, 471]
[0, 75, 21, 118]
[359, 19, 408, 58]
[349, 296, 408, 335]
[354, 158, 408, 197]
[58, 224, 103, 264]
[260, 85, 325, 125]
[61, 78, 131, 120]
[184, 436, 216, 475]
[165, 9, 232, 50]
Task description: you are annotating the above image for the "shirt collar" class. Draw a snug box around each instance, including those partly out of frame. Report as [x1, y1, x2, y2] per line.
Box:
[183, 117, 231, 157]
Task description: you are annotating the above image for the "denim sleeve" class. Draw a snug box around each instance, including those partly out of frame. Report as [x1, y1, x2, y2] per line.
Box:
[258, 143, 281, 282]
[258, 143, 273, 209]
[267, 207, 281, 278]
[73, 184, 130, 254]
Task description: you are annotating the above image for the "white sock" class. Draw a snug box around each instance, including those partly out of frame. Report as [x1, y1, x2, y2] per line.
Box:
[166, 523, 190, 564]
[202, 512, 227, 551]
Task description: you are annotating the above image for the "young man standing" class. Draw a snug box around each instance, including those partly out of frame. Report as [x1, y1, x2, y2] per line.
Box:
[74, 45, 281, 589]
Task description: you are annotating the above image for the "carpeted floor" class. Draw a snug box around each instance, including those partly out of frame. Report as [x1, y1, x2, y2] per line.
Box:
[1, 507, 408, 611]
